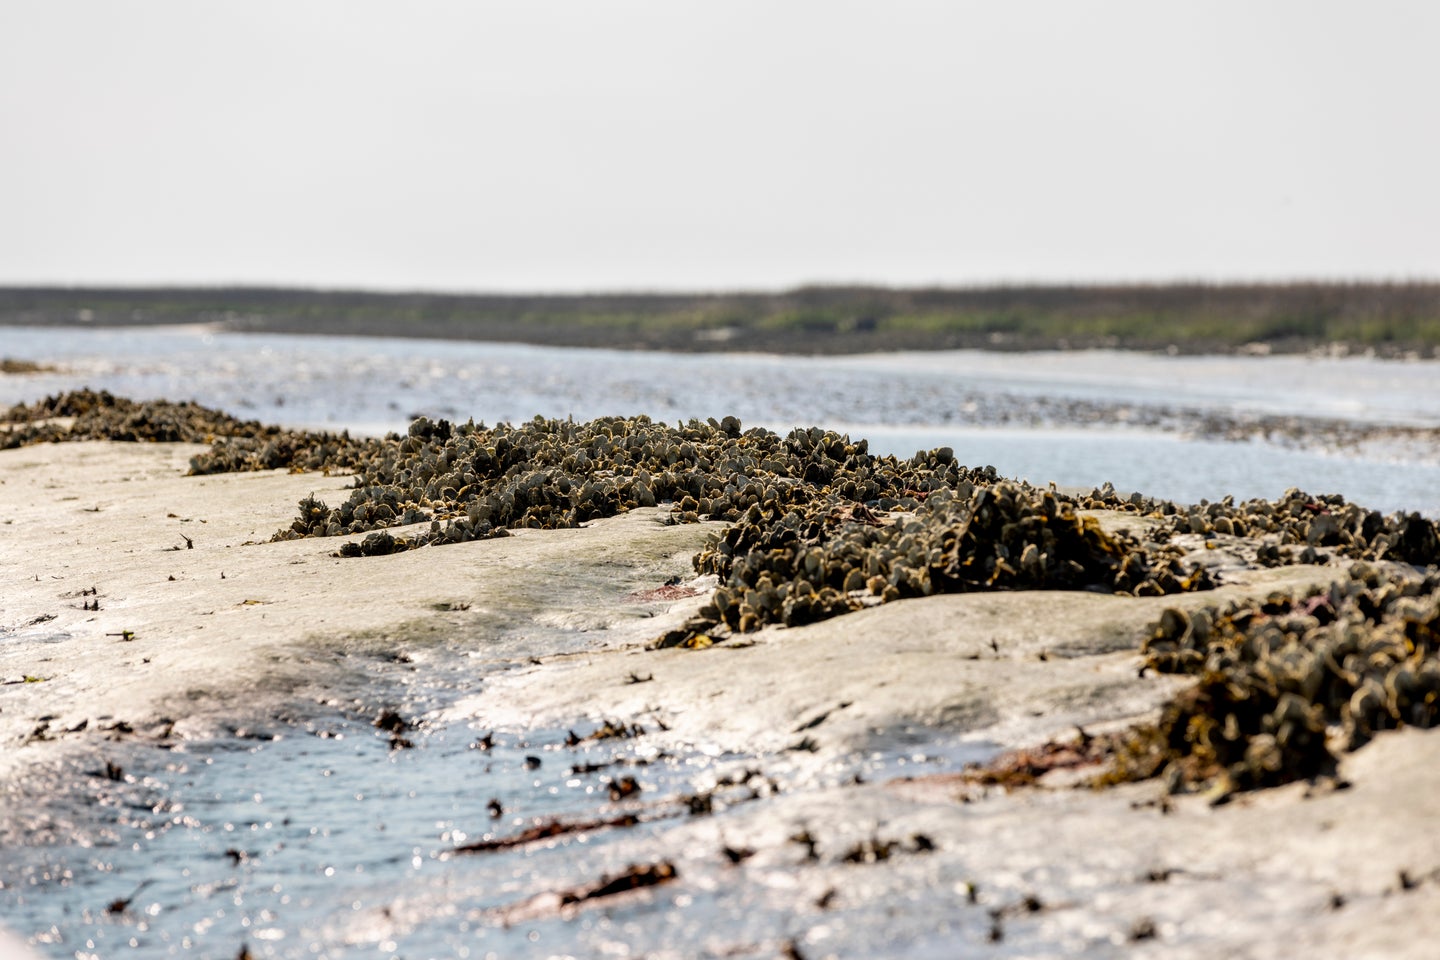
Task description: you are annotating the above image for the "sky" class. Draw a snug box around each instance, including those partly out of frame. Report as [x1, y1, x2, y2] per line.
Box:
[2, 2, 1437, 293]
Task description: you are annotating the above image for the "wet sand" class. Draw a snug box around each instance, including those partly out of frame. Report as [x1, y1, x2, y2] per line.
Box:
[3, 442, 1440, 957]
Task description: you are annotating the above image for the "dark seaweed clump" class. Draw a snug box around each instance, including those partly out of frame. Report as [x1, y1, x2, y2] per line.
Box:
[1106, 565, 1440, 794]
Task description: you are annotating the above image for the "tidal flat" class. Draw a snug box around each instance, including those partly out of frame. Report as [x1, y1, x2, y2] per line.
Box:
[2, 394, 1440, 958]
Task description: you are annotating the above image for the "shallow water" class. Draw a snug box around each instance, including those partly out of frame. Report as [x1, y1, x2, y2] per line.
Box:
[833, 347, 1440, 426]
[1, 682, 992, 959]
[2, 325, 1438, 515]
[845, 425, 1440, 516]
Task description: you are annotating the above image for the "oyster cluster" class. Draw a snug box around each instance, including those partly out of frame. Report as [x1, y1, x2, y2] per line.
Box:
[270, 416, 987, 557]
[1108, 564, 1440, 793]
[231, 410, 1216, 634]
[2, 389, 256, 447]
[660, 481, 1213, 647]
[10, 389, 1440, 797]
[1081, 483, 1439, 568]
[3, 389, 366, 472]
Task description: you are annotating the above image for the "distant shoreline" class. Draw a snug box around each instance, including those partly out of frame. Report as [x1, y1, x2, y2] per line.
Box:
[2, 282, 1439, 358]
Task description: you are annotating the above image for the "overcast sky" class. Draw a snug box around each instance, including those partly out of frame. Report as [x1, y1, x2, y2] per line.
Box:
[2, 2, 1436, 292]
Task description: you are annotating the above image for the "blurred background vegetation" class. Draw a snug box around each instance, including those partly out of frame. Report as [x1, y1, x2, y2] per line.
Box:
[3, 283, 1439, 356]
